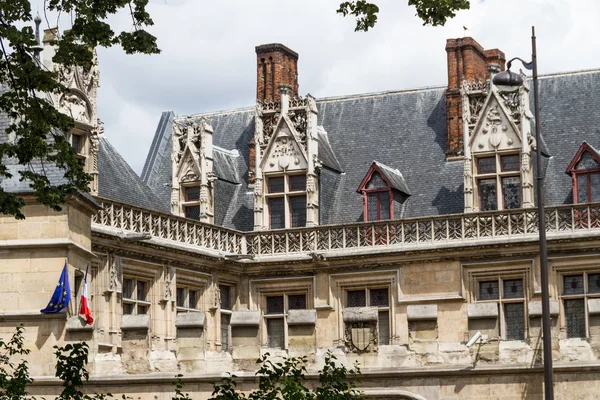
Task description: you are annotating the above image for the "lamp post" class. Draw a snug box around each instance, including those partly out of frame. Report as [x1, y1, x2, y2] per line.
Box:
[492, 26, 553, 400]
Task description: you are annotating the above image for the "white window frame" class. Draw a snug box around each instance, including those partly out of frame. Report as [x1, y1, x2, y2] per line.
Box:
[559, 270, 600, 339]
[263, 292, 308, 350]
[344, 287, 391, 345]
[176, 285, 202, 313]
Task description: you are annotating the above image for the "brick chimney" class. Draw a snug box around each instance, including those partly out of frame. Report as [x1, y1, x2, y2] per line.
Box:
[445, 37, 505, 158]
[255, 43, 299, 102]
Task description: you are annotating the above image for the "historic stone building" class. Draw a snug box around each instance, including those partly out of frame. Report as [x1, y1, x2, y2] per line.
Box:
[2, 33, 600, 399]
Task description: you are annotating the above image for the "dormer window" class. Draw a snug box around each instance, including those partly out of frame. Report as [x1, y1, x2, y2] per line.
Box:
[365, 172, 391, 221]
[566, 142, 600, 204]
[357, 162, 410, 222]
[475, 153, 521, 211]
[183, 186, 201, 220]
[266, 175, 306, 229]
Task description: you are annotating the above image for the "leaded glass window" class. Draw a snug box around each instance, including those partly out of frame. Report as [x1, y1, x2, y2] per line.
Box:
[370, 288, 389, 307]
[267, 318, 285, 348]
[221, 314, 231, 351]
[475, 153, 521, 211]
[176, 286, 200, 311]
[184, 205, 200, 220]
[561, 272, 600, 339]
[362, 170, 393, 222]
[378, 310, 390, 345]
[479, 280, 500, 300]
[347, 290, 366, 307]
[476, 277, 525, 340]
[266, 295, 284, 314]
[504, 303, 525, 340]
[288, 294, 306, 310]
[290, 196, 306, 228]
[265, 175, 307, 229]
[269, 198, 285, 229]
[182, 186, 201, 220]
[565, 299, 586, 338]
[564, 275, 584, 295]
[220, 285, 231, 310]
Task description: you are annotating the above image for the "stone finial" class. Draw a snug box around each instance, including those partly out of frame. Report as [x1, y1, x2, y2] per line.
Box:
[279, 84, 292, 115]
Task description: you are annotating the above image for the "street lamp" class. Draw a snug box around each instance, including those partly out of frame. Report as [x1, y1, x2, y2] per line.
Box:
[492, 26, 553, 400]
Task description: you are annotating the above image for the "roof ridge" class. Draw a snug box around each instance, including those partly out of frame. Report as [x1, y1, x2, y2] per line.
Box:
[176, 67, 600, 118]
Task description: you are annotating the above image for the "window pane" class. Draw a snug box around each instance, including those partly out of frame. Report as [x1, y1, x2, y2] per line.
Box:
[71, 134, 84, 153]
[378, 311, 390, 345]
[591, 174, 600, 202]
[367, 193, 378, 221]
[288, 294, 306, 310]
[577, 175, 589, 204]
[268, 177, 284, 193]
[347, 290, 366, 307]
[123, 279, 134, 299]
[501, 155, 520, 172]
[564, 275, 584, 295]
[565, 299, 586, 338]
[504, 303, 525, 340]
[289, 175, 306, 191]
[137, 281, 146, 301]
[478, 157, 496, 174]
[290, 196, 306, 228]
[503, 279, 524, 299]
[379, 192, 390, 220]
[266, 295, 284, 314]
[185, 186, 200, 201]
[221, 314, 231, 351]
[575, 151, 600, 170]
[367, 172, 387, 189]
[588, 273, 600, 294]
[176, 287, 186, 308]
[138, 305, 148, 315]
[220, 285, 231, 310]
[269, 198, 285, 229]
[189, 290, 198, 309]
[479, 280, 500, 300]
[370, 288, 389, 307]
[478, 179, 497, 211]
[185, 205, 200, 220]
[123, 303, 134, 315]
[267, 318, 285, 348]
[502, 176, 521, 209]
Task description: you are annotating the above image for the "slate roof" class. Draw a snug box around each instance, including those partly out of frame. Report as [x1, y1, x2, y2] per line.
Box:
[98, 136, 169, 213]
[372, 161, 411, 195]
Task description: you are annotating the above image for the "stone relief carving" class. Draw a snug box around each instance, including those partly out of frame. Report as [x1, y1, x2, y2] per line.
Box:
[59, 92, 90, 123]
[109, 254, 123, 293]
[481, 106, 507, 149]
[163, 265, 174, 301]
[344, 322, 378, 353]
[268, 135, 301, 170]
[288, 110, 307, 142]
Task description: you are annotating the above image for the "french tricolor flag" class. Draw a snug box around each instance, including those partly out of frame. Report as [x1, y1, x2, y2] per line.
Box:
[79, 266, 94, 325]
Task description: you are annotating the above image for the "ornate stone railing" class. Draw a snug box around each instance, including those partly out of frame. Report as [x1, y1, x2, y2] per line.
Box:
[92, 199, 245, 254]
[93, 199, 600, 258]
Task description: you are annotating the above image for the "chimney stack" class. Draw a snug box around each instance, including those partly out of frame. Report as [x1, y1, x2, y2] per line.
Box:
[255, 43, 299, 102]
[445, 37, 505, 158]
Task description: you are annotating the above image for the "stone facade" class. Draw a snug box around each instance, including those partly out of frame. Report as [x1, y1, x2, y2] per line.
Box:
[3, 35, 600, 400]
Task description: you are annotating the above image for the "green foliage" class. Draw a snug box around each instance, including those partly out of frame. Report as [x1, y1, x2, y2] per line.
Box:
[408, 0, 470, 26]
[172, 374, 192, 400]
[338, 0, 470, 30]
[0, 0, 159, 219]
[210, 352, 361, 400]
[0, 325, 33, 400]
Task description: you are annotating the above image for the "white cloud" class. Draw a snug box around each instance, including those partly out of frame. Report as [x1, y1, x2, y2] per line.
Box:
[29, 0, 600, 173]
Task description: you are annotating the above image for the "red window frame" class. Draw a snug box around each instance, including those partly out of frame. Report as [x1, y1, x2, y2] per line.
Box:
[573, 169, 600, 203]
[364, 189, 392, 221]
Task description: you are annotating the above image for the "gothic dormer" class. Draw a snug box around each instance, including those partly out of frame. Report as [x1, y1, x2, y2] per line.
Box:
[44, 28, 102, 195]
[566, 142, 600, 204]
[171, 117, 215, 223]
[462, 68, 535, 212]
[253, 85, 319, 230]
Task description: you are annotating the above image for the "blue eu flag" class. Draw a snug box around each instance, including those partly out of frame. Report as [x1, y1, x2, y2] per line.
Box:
[40, 262, 70, 314]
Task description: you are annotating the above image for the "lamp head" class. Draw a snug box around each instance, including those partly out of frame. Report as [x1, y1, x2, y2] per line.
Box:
[492, 69, 524, 92]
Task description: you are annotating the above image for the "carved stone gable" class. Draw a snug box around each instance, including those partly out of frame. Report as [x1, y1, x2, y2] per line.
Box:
[260, 116, 308, 173]
[470, 95, 522, 154]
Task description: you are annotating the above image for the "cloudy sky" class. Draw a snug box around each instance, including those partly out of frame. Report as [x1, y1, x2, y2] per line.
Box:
[33, 0, 600, 174]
